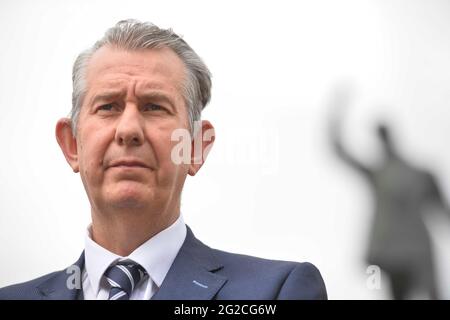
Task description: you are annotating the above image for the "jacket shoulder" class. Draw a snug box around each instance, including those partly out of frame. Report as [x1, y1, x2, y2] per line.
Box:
[276, 261, 328, 299]
[210, 249, 327, 300]
[0, 271, 60, 300]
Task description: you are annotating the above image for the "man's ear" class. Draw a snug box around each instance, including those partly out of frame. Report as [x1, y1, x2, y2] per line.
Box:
[55, 118, 79, 173]
[188, 120, 215, 176]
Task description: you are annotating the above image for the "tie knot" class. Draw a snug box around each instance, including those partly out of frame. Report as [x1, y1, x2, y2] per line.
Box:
[104, 260, 147, 300]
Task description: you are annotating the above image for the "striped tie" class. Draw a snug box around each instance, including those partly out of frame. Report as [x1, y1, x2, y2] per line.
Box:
[104, 260, 147, 300]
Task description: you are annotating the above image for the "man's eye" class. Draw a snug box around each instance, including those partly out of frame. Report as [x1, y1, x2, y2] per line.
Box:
[143, 104, 163, 111]
[98, 103, 115, 111]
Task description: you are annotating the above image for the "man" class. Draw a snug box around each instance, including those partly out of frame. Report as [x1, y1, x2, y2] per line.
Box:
[0, 19, 327, 300]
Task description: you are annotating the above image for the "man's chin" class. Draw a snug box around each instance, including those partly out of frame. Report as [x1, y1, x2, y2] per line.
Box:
[106, 190, 152, 210]
[109, 197, 147, 209]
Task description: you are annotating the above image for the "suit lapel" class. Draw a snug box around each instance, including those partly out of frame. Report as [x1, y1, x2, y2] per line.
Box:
[152, 226, 227, 300]
[36, 252, 85, 300]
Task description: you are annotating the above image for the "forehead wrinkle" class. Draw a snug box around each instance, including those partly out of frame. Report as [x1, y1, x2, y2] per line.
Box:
[88, 90, 126, 107]
[93, 58, 178, 82]
[85, 47, 188, 111]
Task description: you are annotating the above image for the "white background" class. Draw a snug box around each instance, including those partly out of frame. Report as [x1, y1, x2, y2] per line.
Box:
[1, 0, 450, 299]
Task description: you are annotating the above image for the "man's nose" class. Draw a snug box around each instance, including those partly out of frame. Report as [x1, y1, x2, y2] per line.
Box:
[115, 105, 145, 146]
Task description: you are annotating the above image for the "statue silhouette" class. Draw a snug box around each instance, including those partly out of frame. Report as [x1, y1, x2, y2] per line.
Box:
[328, 90, 449, 299]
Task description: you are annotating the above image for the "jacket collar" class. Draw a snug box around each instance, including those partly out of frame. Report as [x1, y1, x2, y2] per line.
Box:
[36, 252, 85, 300]
[151, 226, 227, 300]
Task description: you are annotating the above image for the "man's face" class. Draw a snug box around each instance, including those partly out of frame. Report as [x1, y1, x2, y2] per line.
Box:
[74, 46, 190, 213]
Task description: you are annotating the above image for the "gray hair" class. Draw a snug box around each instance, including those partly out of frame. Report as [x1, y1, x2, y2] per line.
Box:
[70, 19, 212, 135]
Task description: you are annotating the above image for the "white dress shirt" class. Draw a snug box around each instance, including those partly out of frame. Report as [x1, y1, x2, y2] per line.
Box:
[82, 214, 187, 300]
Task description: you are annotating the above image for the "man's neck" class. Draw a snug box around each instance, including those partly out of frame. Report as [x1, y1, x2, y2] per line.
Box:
[90, 206, 180, 256]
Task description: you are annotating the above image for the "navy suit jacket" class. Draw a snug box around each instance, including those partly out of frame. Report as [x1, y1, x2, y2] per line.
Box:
[0, 226, 327, 300]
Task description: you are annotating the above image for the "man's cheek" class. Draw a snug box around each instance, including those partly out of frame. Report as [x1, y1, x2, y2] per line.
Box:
[79, 159, 102, 186]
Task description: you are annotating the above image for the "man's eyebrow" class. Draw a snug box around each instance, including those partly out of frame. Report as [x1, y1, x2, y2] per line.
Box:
[88, 90, 126, 106]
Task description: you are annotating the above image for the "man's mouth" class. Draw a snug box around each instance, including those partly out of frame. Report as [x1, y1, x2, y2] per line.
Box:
[108, 158, 151, 169]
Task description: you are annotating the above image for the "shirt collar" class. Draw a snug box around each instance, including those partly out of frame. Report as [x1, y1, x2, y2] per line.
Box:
[84, 214, 187, 295]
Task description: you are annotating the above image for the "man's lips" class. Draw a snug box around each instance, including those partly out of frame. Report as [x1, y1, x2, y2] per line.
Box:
[107, 159, 151, 169]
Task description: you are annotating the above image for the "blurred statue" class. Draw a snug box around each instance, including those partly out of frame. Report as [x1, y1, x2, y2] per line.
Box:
[328, 89, 449, 299]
